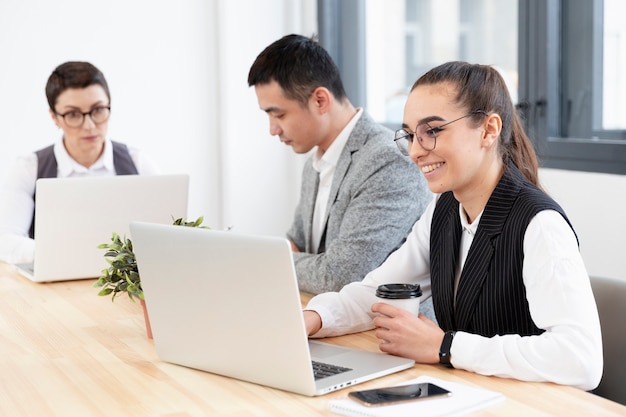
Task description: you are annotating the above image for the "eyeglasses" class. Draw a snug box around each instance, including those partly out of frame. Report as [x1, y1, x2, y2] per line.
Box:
[394, 110, 487, 155]
[55, 106, 111, 128]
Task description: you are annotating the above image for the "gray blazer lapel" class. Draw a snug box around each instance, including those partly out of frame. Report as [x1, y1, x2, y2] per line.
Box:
[322, 112, 373, 225]
[301, 162, 320, 253]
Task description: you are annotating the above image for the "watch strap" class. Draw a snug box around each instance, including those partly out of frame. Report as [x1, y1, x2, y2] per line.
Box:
[439, 330, 456, 367]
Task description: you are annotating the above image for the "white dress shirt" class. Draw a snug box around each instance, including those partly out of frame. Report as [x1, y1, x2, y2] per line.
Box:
[0, 138, 159, 264]
[306, 194, 603, 391]
[310, 109, 363, 253]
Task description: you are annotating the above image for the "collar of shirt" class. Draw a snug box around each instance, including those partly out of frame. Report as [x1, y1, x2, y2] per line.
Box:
[458, 202, 483, 235]
[312, 108, 363, 174]
[53, 138, 115, 177]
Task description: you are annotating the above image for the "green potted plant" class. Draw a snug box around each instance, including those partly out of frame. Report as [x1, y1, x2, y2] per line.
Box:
[93, 216, 209, 337]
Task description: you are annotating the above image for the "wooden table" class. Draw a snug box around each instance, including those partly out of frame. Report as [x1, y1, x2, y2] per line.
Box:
[1, 262, 624, 417]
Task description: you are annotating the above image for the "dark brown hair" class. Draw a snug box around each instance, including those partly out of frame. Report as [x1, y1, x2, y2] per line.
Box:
[45, 61, 110, 110]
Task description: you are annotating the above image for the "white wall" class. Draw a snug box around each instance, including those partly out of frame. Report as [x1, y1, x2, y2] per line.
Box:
[540, 168, 626, 280]
[0, 0, 623, 280]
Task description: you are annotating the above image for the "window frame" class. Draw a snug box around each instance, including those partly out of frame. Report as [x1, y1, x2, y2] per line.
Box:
[318, 0, 367, 108]
[519, 0, 626, 175]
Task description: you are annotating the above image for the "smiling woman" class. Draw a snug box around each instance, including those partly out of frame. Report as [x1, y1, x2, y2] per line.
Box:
[304, 61, 603, 392]
[0, 61, 160, 266]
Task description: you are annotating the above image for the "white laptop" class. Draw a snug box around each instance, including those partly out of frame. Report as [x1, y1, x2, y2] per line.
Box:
[129, 222, 415, 396]
[15, 174, 189, 282]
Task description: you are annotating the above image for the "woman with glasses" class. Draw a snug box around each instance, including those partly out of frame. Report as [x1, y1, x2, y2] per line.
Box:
[303, 61, 602, 391]
[0, 61, 158, 264]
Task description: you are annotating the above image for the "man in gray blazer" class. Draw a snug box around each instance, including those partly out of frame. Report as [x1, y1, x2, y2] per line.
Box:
[248, 34, 432, 294]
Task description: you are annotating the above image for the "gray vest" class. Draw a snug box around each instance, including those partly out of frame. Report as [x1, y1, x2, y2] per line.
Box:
[29, 141, 139, 238]
[430, 163, 576, 338]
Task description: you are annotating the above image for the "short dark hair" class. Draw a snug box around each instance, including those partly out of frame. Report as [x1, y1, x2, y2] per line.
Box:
[45, 61, 110, 110]
[248, 34, 347, 106]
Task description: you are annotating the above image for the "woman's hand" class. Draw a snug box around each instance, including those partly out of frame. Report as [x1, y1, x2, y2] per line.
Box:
[372, 302, 444, 363]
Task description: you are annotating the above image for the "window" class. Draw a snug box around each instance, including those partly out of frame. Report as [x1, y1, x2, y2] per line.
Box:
[318, 0, 626, 175]
[320, 0, 518, 126]
[603, 0, 626, 130]
[519, 0, 626, 174]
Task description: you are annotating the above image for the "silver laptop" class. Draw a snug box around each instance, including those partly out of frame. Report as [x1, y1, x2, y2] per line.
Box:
[15, 175, 189, 282]
[130, 222, 415, 396]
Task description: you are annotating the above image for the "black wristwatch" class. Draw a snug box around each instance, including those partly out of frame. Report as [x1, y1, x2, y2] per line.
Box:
[439, 331, 456, 367]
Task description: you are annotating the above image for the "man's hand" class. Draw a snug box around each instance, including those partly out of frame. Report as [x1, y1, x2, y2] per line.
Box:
[303, 310, 322, 335]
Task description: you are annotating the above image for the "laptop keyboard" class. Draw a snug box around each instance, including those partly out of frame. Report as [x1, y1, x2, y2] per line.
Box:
[311, 360, 352, 380]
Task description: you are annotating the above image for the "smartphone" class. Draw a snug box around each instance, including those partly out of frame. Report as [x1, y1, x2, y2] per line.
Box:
[348, 382, 452, 407]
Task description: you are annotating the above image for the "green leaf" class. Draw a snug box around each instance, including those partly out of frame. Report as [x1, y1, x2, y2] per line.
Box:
[98, 288, 114, 296]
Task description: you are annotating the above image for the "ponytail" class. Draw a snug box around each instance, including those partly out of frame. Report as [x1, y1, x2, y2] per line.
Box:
[505, 114, 542, 189]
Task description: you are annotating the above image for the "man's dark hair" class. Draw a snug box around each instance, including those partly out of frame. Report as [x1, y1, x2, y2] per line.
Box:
[248, 34, 347, 106]
[45, 61, 110, 110]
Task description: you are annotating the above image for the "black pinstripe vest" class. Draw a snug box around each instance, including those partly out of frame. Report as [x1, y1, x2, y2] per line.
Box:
[29, 141, 138, 238]
[430, 163, 577, 337]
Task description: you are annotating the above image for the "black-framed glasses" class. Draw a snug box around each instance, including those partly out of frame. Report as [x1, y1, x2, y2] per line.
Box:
[394, 110, 487, 155]
[55, 106, 111, 127]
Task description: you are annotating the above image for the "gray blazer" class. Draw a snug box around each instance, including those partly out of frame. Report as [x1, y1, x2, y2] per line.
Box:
[288, 111, 432, 294]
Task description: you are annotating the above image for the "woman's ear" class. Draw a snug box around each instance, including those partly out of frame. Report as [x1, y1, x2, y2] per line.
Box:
[482, 113, 502, 148]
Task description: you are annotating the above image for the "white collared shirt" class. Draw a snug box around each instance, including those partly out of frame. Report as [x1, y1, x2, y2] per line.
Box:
[0, 138, 159, 264]
[310, 108, 363, 252]
[54, 136, 116, 177]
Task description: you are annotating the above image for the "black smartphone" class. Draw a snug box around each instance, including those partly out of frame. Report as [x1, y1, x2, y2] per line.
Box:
[348, 382, 452, 407]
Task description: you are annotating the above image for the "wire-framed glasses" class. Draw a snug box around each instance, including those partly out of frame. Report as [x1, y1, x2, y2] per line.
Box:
[394, 110, 487, 155]
[55, 106, 111, 127]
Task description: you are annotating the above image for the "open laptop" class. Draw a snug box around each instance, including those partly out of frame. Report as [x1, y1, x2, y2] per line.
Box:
[15, 174, 189, 282]
[129, 222, 415, 396]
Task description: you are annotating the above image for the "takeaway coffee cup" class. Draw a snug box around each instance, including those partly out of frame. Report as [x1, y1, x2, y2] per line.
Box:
[375, 283, 422, 316]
